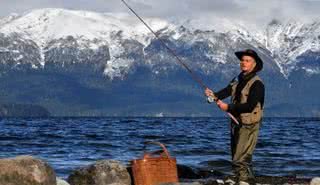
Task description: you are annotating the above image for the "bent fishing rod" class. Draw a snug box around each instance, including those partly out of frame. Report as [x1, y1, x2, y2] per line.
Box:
[120, 0, 239, 125]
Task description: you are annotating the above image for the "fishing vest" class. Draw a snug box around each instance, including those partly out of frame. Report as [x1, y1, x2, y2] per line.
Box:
[231, 75, 263, 125]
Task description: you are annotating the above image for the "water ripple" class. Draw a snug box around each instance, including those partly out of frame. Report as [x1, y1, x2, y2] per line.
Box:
[0, 117, 319, 178]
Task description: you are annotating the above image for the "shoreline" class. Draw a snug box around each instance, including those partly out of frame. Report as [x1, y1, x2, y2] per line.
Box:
[1, 155, 316, 185]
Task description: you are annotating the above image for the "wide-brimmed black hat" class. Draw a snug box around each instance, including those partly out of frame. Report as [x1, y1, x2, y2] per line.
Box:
[235, 49, 263, 72]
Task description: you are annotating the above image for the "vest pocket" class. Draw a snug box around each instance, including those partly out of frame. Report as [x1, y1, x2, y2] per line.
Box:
[240, 110, 262, 125]
[239, 113, 253, 124]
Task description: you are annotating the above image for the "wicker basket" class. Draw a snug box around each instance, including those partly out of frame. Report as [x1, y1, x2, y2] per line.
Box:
[131, 142, 178, 185]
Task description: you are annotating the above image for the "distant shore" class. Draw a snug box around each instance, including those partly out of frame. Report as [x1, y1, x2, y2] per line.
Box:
[0, 103, 50, 117]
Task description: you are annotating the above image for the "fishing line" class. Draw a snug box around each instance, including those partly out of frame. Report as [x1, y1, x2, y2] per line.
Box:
[120, 0, 239, 124]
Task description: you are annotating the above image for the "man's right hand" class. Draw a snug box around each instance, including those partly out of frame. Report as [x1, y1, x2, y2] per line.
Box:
[205, 88, 214, 97]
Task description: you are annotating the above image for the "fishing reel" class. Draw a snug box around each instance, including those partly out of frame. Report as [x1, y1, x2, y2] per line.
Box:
[207, 95, 217, 104]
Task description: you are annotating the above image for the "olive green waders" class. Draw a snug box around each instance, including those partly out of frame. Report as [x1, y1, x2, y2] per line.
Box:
[231, 122, 260, 181]
[229, 75, 263, 181]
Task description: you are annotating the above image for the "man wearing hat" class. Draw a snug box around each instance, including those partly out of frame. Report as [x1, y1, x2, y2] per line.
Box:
[205, 49, 265, 184]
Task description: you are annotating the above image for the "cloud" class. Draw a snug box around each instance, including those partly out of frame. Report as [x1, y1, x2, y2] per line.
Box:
[229, 0, 320, 23]
[1, 0, 320, 25]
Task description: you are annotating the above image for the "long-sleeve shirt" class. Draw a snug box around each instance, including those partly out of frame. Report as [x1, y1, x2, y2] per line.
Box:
[215, 73, 265, 115]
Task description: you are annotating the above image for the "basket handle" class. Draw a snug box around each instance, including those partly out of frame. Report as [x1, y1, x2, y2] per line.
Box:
[143, 141, 171, 158]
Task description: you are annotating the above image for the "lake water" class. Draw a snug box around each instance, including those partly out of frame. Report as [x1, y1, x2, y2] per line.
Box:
[0, 117, 319, 178]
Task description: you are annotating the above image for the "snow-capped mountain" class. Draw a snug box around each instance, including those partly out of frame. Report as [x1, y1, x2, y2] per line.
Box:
[0, 9, 179, 78]
[0, 8, 173, 45]
[1, 8, 319, 78]
[0, 13, 20, 26]
[265, 19, 320, 77]
[0, 8, 319, 116]
[1, 8, 320, 79]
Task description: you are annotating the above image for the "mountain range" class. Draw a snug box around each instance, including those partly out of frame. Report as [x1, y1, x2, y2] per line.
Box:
[0, 8, 319, 117]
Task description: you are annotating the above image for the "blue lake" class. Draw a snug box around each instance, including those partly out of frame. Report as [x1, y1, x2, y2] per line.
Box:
[0, 117, 319, 178]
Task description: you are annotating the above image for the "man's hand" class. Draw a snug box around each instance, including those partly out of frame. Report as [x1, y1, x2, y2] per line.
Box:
[216, 100, 228, 111]
[205, 88, 214, 97]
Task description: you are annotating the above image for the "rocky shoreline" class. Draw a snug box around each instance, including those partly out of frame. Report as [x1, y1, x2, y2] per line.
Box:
[0, 155, 318, 185]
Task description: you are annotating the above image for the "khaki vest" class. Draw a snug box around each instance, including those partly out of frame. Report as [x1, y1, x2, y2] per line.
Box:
[231, 75, 263, 125]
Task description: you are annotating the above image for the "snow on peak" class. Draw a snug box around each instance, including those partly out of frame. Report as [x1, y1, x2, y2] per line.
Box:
[0, 8, 174, 47]
[0, 13, 20, 26]
[103, 57, 134, 80]
[265, 19, 320, 77]
[0, 8, 175, 77]
[1, 8, 320, 78]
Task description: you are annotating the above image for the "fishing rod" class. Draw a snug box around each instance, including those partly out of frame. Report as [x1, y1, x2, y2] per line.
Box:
[120, 0, 239, 125]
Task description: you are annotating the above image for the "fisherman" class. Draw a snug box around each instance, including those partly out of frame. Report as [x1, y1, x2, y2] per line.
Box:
[205, 49, 265, 185]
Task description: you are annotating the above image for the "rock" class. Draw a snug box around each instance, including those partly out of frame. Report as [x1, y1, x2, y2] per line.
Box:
[197, 169, 225, 178]
[216, 179, 224, 184]
[311, 177, 320, 185]
[0, 155, 56, 185]
[177, 164, 202, 179]
[57, 177, 70, 185]
[177, 164, 224, 179]
[68, 160, 131, 185]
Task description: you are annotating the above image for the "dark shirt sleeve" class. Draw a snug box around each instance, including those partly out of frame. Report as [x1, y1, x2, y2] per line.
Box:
[228, 81, 265, 113]
[215, 85, 232, 100]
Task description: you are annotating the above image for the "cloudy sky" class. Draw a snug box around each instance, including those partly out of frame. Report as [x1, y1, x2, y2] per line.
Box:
[1, 0, 320, 25]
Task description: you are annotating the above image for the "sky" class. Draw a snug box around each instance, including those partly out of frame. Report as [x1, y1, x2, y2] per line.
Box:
[1, 0, 320, 25]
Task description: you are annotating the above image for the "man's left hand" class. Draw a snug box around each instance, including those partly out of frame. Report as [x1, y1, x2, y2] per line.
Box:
[216, 100, 228, 111]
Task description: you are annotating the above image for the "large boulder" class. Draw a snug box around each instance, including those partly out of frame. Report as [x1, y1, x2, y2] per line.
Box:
[0, 155, 56, 185]
[68, 160, 131, 185]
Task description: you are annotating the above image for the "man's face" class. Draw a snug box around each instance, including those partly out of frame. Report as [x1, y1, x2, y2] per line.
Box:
[240, 55, 256, 74]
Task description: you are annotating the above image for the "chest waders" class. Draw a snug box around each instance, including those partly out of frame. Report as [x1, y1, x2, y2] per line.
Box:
[230, 75, 263, 181]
